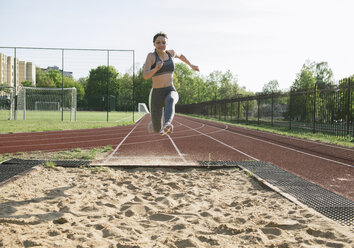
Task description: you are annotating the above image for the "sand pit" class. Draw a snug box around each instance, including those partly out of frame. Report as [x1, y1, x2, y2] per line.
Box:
[0, 166, 353, 247]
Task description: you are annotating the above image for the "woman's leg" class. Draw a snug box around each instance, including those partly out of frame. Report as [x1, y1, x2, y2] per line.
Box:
[149, 89, 164, 132]
[163, 90, 179, 124]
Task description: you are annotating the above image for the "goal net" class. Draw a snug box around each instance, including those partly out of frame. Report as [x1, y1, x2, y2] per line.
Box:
[35, 101, 60, 111]
[0, 85, 14, 120]
[17, 87, 77, 120]
[138, 103, 149, 113]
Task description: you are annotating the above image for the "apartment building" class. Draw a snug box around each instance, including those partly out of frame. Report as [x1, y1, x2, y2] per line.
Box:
[0, 53, 7, 84]
[0, 53, 36, 87]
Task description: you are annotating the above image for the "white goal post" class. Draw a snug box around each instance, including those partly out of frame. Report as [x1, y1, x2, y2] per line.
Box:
[138, 103, 149, 113]
[17, 87, 77, 121]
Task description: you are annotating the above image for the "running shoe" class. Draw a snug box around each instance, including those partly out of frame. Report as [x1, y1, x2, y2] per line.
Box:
[160, 122, 173, 136]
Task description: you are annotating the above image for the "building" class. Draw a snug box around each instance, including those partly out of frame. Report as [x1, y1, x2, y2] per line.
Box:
[0, 53, 7, 84]
[42, 65, 73, 78]
[0, 53, 36, 87]
[18, 61, 26, 83]
[26, 62, 36, 84]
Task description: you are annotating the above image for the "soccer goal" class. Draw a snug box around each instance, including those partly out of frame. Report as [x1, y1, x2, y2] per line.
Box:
[138, 103, 149, 113]
[17, 87, 77, 121]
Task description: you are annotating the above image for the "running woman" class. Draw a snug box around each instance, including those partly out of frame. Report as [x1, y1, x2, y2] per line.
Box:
[143, 32, 199, 135]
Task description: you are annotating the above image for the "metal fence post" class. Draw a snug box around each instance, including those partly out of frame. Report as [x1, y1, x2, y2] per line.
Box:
[132, 50, 135, 122]
[61, 49, 64, 121]
[313, 83, 317, 133]
[224, 101, 227, 121]
[289, 90, 292, 130]
[14, 48, 17, 120]
[107, 50, 110, 122]
[257, 96, 260, 125]
[271, 93, 274, 126]
[347, 78, 351, 135]
[237, 100, 240, 120]
[246, 99, 249, 123]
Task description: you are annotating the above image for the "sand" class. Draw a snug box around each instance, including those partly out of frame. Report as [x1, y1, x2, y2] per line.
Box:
[0, 165, 353, 248]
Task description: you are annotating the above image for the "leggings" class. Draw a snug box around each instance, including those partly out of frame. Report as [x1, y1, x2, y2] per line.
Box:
[149, 86, 179, 132]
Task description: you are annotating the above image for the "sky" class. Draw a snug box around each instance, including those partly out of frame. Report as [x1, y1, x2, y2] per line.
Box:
[0, 0, 353, 92]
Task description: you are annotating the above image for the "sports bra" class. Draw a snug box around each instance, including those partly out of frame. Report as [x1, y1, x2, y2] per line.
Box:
[150, 50, 175, 77]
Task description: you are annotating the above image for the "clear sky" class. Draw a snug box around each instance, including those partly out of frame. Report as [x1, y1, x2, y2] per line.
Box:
[1, 0, 353, 92]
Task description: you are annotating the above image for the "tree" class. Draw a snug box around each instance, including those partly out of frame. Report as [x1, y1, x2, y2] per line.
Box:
[21, 80, 33, 87]
[85, 65, 120, 111]
[315, 62, 334, 89]
[134, 68, 152, 110]
[173, 63, 196, 104]
[35, 67, 56, 88]
[291, 61, 316, 91]
[262, 80, 280, 94]
[47, 69, 62, 88]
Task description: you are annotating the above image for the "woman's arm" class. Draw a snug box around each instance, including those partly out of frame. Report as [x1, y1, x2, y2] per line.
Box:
[170, 50, 199, 72]
[143, 53, 163, 79]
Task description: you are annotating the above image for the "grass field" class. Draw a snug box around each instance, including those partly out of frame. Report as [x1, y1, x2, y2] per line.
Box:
[0, 111, 146, 134]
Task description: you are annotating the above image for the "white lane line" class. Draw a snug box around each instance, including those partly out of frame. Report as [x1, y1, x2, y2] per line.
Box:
[120, 124, 226, 146]
[167, 134, 188, 163]
[229, 130, 354, 168]
[104, 116, 145, 163]
[176, 120, 260, 161]
[111, 155, 183, 159]
[221, 122, 354, 152]
[183, 117, 354, 168]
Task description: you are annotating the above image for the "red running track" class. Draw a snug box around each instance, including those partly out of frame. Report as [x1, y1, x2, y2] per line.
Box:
[0, 114, 353, 201]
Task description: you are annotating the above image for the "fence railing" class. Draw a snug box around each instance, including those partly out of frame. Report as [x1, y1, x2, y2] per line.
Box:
[176, 78, 353, 137]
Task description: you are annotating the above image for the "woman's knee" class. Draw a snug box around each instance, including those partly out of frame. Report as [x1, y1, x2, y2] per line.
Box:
[166, 92, 179, 105]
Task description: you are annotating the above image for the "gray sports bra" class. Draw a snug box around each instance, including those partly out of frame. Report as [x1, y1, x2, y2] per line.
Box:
[151, 50, 175, 77]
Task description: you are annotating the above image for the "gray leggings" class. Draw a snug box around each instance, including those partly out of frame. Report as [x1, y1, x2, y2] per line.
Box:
[149, 86, 179, 132]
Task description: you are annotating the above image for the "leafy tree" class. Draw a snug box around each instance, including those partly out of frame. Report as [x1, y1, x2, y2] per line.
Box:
[118, 72, 134, 111]
[315, 62, 334, 89]
[85, 65, 119, 111]
[291, 61, 316, 91]
[173, 63, 196, 104]
[35, 67, 55, 88]
[262, 80, 280, 94]
[134, 68, 152, 110]
[20, 80, 33, 87]
[47, 69, 62, 88]
[205, 70, 240, 101]
[62, 76, 85, 101]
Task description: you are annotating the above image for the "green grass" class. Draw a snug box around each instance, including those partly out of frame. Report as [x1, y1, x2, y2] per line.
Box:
[182, 114, 354, 148]
[0, 145, 113, 162]
[0, 111, 146, 134]
[44, 161, 56, 168]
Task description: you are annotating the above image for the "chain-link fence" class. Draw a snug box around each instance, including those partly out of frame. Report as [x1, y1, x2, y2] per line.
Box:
[177, 78, 354, 137]
[0, 46, 137, 122]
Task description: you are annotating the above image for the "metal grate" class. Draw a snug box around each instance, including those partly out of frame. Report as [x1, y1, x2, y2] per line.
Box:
[0, 159, 92, 185]
[0, 162, 39, 184]
[199, 160, 354, 227]
[2, 159, 92, 167]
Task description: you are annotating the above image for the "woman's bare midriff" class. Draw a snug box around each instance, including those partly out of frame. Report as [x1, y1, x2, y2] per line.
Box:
[152, 73, 174, 88]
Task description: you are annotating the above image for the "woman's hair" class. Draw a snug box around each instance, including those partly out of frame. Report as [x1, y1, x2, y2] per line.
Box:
[153, 32, 168, 43]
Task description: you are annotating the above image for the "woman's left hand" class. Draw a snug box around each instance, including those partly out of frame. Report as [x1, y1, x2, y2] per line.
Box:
[191, 65, 200, 72]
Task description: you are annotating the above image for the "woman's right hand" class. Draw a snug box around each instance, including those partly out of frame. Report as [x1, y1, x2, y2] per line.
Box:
[156, 60, 164, 71]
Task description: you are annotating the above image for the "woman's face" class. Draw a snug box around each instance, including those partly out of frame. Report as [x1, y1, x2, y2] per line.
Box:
[154, 36, 167, 52]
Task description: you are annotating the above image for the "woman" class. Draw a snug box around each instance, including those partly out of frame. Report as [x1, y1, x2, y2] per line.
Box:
[143, 32, 199, 135]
